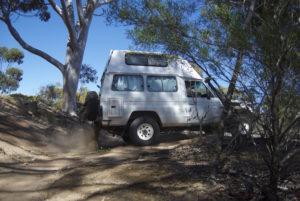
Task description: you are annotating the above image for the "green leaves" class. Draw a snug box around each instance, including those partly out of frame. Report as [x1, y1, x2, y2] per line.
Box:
[0, 47, 24, 94]
[212, 3, 232, 26]
[0, 67, 23, 94]
[79, 64, 98, 84]
[38, 83, 62, 105]
[0, 47, 24, 64]
[0, 0, 50, 22]
[107, 0, 194, 52]
[5, 67, 23, 81]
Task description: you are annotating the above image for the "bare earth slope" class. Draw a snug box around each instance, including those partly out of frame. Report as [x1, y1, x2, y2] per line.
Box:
[0, 97, 208, 201]
[0, 96, 298, 201]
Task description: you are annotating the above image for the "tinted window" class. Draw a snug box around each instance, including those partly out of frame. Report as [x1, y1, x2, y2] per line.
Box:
[185, 81, 211, 97]
[125, 54, 148, 66]
[147, 76, 177, 92]
[125, 53, 168, 67]
[112, 75, 144, 91]
[148, 55, 168, 66]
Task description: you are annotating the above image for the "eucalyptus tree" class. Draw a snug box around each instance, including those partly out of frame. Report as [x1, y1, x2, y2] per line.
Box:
[0, 46, 24, 94]
[107, 0, 258, 117]
[0, 0, 112, 115]
[108, 1, 299, 198]
[239, 1, 300, 199]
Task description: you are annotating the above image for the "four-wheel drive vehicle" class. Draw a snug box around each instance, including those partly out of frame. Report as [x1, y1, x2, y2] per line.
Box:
[85, 50, 252, 146]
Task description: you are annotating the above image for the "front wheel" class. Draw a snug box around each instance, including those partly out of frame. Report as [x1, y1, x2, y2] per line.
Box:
[237, 115, 254, 136]
[129, 116, 160, 146]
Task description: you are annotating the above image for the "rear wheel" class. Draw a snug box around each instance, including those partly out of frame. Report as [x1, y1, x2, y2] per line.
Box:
[129, 116, 160, 146]
[122, 130, 130, 142]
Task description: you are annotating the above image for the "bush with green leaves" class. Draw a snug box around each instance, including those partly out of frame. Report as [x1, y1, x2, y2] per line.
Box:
[38, 83, 62, 106]
[38, 83, 89, 110]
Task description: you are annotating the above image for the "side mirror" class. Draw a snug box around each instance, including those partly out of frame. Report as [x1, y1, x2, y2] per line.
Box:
[205, 76, 212, 83]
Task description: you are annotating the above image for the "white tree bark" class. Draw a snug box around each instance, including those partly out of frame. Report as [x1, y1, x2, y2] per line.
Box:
[62, 46, 83, 115]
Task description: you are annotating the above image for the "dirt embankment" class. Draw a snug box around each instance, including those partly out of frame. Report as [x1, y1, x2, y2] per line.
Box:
[0, 96, 97, 159]
[0, 96, 203, 201]
[0, 96, 299, 201]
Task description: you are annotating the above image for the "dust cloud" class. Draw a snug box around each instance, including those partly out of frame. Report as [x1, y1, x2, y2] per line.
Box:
[47, 122, 126, 155]
[47, 123, 98, 154]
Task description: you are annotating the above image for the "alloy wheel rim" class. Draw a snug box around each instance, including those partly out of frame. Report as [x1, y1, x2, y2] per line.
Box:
[239, 122, 250, 135]
[137, 123, 154, 141]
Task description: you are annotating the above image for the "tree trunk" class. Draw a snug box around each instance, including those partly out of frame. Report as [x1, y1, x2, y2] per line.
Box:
[62, 45, 84, 115]
[1, 0, 99, 115]
[269, 156, 280, 200]
[226, 50, 243, 105]
[211, 49, 244, 176]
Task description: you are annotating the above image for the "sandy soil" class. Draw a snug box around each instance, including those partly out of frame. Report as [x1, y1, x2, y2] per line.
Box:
[0, 97, 299, 201]
[0, 98, 205, 201]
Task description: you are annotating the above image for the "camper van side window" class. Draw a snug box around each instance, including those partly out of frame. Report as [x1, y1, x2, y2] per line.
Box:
[125, 53, 168, 67]
[125, 54, 148, 66]
[148, 55, 168, 66]
[147, 76, 177, 92]
[112, 75, 144, 91]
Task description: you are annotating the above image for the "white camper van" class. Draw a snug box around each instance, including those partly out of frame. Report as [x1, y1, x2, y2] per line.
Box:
[84, 50, 252, 146]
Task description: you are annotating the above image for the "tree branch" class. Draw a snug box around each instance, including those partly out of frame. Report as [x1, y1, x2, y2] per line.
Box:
[1, 17, 64, 72]
[243, 0, 256, 29]
[96, 0, 115, 8]
[60, 0, 77, 50]
[48, 0, 64, 19]
[76, 0, 85, 27]
[280, 148, 300, 167]
[84, 0, 97, 19]
[78, 0, 98, 43]
[282, 115, 300, 135]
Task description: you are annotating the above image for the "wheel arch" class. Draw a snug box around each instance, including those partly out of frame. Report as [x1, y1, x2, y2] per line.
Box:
[127, 111, 162, 128]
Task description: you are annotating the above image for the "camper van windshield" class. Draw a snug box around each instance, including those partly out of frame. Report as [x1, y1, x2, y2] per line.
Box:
[125, 53, 168, 67]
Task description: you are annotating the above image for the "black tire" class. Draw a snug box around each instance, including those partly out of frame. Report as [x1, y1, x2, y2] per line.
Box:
[228, 113, 253, 136]
[82, 91, 99, 121]
[203, 125, 215, 134]
[122, 131, 130, 143]
[129, 116, 160, 146]
[121, 128, 130, 143]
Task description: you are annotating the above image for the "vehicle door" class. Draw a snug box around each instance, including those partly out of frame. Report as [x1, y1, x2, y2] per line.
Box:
[185, 81, 220, 125]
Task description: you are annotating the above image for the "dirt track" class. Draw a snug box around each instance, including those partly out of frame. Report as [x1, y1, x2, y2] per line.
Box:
[1, 97, 299, 201]
[0, 98, 215, 201]
[1, 136, 206, 201]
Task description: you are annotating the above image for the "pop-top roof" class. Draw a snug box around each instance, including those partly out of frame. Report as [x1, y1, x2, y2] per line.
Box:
[104, 50, 202, 80]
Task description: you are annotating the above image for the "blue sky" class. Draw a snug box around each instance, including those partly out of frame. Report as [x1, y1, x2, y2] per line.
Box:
[0, 8, 133, 95]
